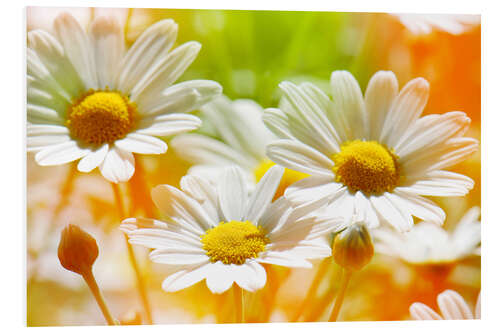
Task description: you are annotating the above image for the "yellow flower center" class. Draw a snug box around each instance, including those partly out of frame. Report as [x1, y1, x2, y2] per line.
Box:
[254, 159, 309, 200]
[201, 221, 269, 265]
[332, 140, 400, 195]
[66, 90, 137, 145]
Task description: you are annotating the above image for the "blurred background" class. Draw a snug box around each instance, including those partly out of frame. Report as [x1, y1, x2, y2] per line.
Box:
[26, 7, 481, 326]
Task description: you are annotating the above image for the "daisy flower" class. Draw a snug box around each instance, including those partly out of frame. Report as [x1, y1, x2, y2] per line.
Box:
[121, 166, 337, 294]
[171, 95, 308, 194]
[410, 289, 480, 320]
[392, 13, 480, 36]
[27, 13, 222, 183]
[373, 207, 481, 264]
[264, 70, 478, 232]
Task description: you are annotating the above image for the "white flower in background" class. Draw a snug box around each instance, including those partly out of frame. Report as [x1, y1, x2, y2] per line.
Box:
[27, 13, 222, 183]
[410, 289, 480, 320]
[171, 95, 309, 194]
[264, 70, 478, 232]
[392, 13, 480, 36]
[121, 166, 337, 294]
[373, 207, 481, 264]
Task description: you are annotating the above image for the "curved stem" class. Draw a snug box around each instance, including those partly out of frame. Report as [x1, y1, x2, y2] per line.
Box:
[111, 183, 153, 325]
[234, 285, 244, 323]
[291, 258, 330, 322]
[82, 270, 117, 325]
[328, 269, 353, 322]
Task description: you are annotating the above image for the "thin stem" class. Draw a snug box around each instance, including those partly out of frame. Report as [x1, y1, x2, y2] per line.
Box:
[82, 270, 117, 325]
[234, 285, 244, 323]
[291, 258, 330, 322]
[328, 269, 353, 322]
[111, 183, 153, 325]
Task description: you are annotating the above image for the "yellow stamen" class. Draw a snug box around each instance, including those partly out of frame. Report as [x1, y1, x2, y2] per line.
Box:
[254, 159, 309, 200]
[332, 140, 400, 195]
[201, 221, 269, 265]
[66, 90, 136, 145]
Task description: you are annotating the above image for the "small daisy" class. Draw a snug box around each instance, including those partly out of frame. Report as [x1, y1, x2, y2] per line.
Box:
[373, 207, 481, 264]
[121, 166, 337, 294]
[392, 13, 480, 36]
[27, 13, 222, 183]
[171, 95, 308, 194]
[264, 70, 478, 232]
[410, 289, 480, 320]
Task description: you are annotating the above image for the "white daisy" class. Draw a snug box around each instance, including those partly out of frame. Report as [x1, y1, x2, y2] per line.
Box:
[373, 207, 481, 264]
[120, 165, 337, 294]
[410, 289, 480, 320]
[392, 13, 480, 36]
[264, 70, 478, 232]
[171, 95, 309, 194]
[27, 13, 222, 183]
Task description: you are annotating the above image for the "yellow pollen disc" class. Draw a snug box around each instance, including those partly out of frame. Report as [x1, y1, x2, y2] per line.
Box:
[201, 221, 269, 265]
[66, 90, 136, 145]
[332, 140, 400, 195]
[254, 159, 309, 200]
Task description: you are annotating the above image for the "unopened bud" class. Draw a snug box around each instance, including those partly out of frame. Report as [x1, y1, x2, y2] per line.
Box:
[58, 224, 98, 275]
[333, 222, 374, 271]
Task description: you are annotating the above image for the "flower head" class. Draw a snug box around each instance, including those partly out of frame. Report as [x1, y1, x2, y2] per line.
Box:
[121, 166, 339, 294]
[58, 224, 98, 275]
[264, 70, 478, 232]
[27, 13, 222, 183]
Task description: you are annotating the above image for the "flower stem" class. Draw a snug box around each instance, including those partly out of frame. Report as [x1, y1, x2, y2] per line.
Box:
[234, 284, 244, 323]
[81, 269, 117, 325]
[328, 269, 353, 322]
[111, 182, 153, 325]
[291, 258, 330, 322]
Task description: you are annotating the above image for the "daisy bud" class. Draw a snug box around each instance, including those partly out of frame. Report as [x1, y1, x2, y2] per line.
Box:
[58, 224, 98, 275]
[332, 222, 374, 271]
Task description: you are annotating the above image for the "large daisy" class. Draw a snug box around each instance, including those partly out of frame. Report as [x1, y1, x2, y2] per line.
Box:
[171, 95, 308, 194]
[27, 13, 222, 183]
[120, 166, 338, 294]
[373, 207, 481, 264]
[264, 70, 478, 231]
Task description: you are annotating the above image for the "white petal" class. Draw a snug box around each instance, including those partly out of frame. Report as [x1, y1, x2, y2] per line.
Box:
[218, 166, 247, 221]
[267, 140, 334, 177]
[233, 261, 267, 292]
[392, 189, 445, 225]
[137, 113, 201, 137]
[35, 140, 89, 166]
[370, 193, 413, 232]
[27, 104, 65, 125]
[257, 253, 312, 268]
[284, 176, 342, 206]
[77, 143, 109, 172]
[409, 303, 443, 320]
[149, 248, 208, 265]
[364, 71, 399, 140]
[354, 191, 380, 229]
[262, 108, 294, 140]
[379, 77, 429, 147]
[127, 228, 201, 249]
[131, 41, 202, 104]
[170, 134, 255, 170]
[205, 262, 235, 294]
[161, 264, 212, 293]
[244, 165, 284, 222]
[98, 146, 135, 183]
[180, 175, 220, 224]
[53, 13, 97, 89]
[114, 133, 167, 154]
[401, 170, 474, 197]
[330, 70, 367, 140]
[138, 80, 222, 117]
[437, 290, 474, 320]
[117, 19, 178, 94]
[27, 124, 71, 152]
[89, 16, 124, 89]
[151, 184, 215, 232]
